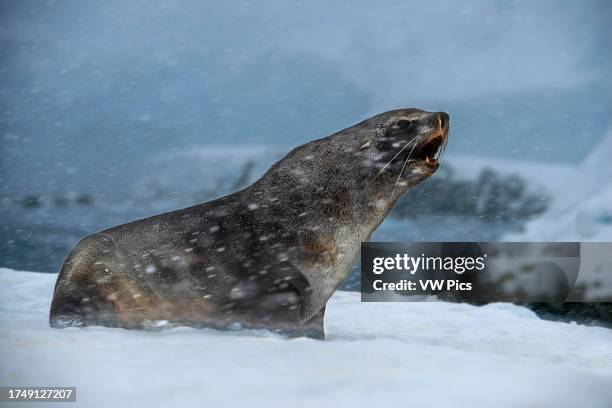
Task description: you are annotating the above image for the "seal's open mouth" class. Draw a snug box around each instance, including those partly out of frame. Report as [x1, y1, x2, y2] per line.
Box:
[417, 134, 446, 167]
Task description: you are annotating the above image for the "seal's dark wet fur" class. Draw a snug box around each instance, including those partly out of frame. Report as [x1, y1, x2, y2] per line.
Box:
[50, 109, 450, 339]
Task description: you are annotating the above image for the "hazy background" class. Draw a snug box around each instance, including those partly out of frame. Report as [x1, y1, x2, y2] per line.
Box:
[1, 0, 611, 273]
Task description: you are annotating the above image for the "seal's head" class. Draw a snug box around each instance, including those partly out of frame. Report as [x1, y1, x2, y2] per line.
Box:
[356, 109, 450, 183]
[326, 108, 450, 209]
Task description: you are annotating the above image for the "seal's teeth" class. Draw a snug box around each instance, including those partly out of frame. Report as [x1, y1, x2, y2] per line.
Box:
[426, 156, 437, 165]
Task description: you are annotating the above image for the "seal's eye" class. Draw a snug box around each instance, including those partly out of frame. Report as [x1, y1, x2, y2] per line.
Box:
[395, 119, 413, 130]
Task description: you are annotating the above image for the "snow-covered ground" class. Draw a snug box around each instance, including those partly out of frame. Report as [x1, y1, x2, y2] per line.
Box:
[1, 268, 611, 408]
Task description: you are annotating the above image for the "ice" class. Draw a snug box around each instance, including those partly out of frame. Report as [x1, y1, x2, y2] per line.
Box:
[436, 127, 612, 243]
[512, 127, 612, 242]
[1, 268, 611, 407]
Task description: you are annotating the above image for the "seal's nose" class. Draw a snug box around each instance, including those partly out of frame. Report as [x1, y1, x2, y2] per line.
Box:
[437, 112, 450, 131]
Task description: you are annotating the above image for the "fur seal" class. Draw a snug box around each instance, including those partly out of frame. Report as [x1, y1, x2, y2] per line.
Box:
[50, 109, 450, 339]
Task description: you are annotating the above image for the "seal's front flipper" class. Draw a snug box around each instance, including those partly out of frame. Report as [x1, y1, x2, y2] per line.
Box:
[303, 306, 325, 340]
[263, 303, 325, 340]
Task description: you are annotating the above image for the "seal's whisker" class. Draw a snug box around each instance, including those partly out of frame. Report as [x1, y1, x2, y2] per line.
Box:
[389, 135, 421, 200]
[390, 156, 410, 200]
[370, 136, 418, 182]
[407, 133, 424, 162]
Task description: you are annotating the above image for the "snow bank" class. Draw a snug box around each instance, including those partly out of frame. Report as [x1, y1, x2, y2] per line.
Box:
[511, 128, 612, 242]
[1, 268, 611, 408]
